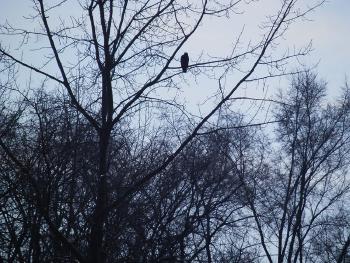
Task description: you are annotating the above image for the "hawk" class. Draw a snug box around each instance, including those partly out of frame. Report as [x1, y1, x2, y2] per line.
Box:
[180, 52, 189, 73]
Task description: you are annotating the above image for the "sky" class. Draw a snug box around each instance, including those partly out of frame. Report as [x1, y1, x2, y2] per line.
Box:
[190, 0, 350, 91]
[288, 0, 350, 89]
[1, 0, 350, 117]
[182, 0, 350, 117]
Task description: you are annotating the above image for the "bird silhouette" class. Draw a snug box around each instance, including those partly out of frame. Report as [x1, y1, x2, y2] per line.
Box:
[180, 52, 189, 73]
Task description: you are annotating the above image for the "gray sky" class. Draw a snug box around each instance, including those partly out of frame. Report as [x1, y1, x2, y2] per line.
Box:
[288, 0, 350, 89]
[183, 0, 350, 116]
[1, 0, 349, 115]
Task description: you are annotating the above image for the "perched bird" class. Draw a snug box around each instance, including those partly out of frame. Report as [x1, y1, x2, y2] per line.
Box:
[180, 52, 189, 73]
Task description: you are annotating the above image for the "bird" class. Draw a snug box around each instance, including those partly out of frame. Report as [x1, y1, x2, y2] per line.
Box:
[180, 52, 189, 73]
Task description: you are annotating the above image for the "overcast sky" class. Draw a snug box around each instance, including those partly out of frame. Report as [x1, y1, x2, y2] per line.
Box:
[1, 0, 349, 112]
[290, 0, 350, 89]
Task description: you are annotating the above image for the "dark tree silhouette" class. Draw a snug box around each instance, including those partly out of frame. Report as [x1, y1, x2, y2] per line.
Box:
[0, 1, 328, 262]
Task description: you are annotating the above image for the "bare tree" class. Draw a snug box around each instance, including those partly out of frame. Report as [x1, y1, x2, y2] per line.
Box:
[245, 72, 350, 263]
[0, 0, 325, 262]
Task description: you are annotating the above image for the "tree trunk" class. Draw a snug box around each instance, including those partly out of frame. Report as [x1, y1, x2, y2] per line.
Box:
[88, 129, 110, 263]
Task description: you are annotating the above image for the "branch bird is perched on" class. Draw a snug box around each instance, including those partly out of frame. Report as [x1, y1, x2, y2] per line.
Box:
[181, 52, 189, 73]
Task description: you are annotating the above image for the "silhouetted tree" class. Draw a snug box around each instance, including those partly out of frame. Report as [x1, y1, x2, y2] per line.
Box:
[0, 0, 327, 262]
[246, 72, 350, 263]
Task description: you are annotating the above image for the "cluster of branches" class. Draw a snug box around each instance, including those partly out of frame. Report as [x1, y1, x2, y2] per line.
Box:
[1, 0, 349, 262]
[1, 70, 350, 262]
